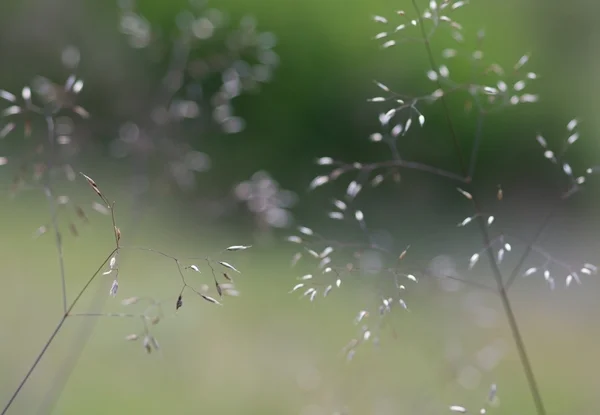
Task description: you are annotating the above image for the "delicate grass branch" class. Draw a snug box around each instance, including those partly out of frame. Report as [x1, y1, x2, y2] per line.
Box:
[410, 1, 547, 413]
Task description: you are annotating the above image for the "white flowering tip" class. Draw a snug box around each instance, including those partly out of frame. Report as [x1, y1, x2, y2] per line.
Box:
[73, 79, 84, 94]
[418, 114, 425, 126]
[21, 86, 31, 101]
[226, 245, 252, 251]
[286, 235, 302, 244]
[200, 293, 222, 305]
[109, 279, 119, 297]
[306, 248, 319, 258]
[504, 243, 512, 252]
[404, 117, 412, 132]
[523, 267, 537, 277]
[382, 40, 396, 48]
[320, 246, 334, 258]
[219, 261, 240, 273]
[514, 54, 530, 70]
[483, 86, 498, 95]
[303, 288, 315, 297]
[449, 406, 467, 413]
[309, 175, 329, 190]
[391, 124, 403, 137]
[0, 90, 16, 102]
[427, 70, 438, 81]
[3, 106, 22, 116]
[298, 226, 314, 236]
[187, 264, 201, 272]
[406, 274, 417, 282]
[439, 65, 449, 78]
[513, 80, 526, 91]
[536, 134, 547, 148]
[567, 132, 579, 145]
[333, 199, 347, 211]
[354, 210, 364, 221]
[290, 283, 304, 293]
[469, 253, 479, 269]
[374, 81, 390, 92]
[318, 257, 331, 269]
[487, 216, 494, 226]
[356, 310, 369, 323]
[316, 157, 334, 165]
[346, 181, 362, 198]
[371, 174, 384, 187]
[369, 132, 383, 142]
[456, 187, 473, 200]
[566, 274, 574, 287]
[431, 89, 444, 100]
[373, 15, 388, 24]
[563, 163, 573, 176]
[567, 118, 578, 132]
[328, 212, 344, 220]
[497, 248, 505, 263]
[0, 122, 15, 138]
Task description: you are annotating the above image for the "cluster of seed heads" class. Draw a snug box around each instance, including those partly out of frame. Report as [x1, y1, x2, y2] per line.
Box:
[370, 1, 538, 146]
[0, 51, 88, 195]
[286, 217, 417, 358]
[454, 179, 597, 290]
[115, 249, 247, 355]
[114, 1, 279, 194]
[535, 119, 599, 199]
[287, 9, 600, 415]
[80, 172, 249, 354]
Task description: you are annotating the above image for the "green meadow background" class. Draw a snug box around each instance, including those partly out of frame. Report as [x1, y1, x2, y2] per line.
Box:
[1, 0, 600, 414]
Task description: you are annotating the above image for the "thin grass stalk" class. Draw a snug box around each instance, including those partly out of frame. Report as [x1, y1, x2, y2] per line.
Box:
[410, 1, 547, 413]
[0, 248, 117, 415]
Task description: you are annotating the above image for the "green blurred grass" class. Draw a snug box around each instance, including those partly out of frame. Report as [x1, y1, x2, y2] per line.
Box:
[0, 177, 599, 414]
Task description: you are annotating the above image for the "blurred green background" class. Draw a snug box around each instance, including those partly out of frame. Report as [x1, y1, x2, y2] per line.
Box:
[0, 0, 599, 414]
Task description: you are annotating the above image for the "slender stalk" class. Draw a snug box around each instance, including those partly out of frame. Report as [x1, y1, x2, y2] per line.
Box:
[410, 1, 547, 413]
[0, 317, 67, 415]
[43, 115, 68, 314]
[0, 249, 117, 415]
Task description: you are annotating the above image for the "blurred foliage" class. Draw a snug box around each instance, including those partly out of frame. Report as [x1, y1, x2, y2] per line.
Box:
[0, 0, 599, 414]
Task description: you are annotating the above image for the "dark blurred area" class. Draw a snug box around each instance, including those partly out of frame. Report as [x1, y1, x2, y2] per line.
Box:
[0, 0, 598, 214]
